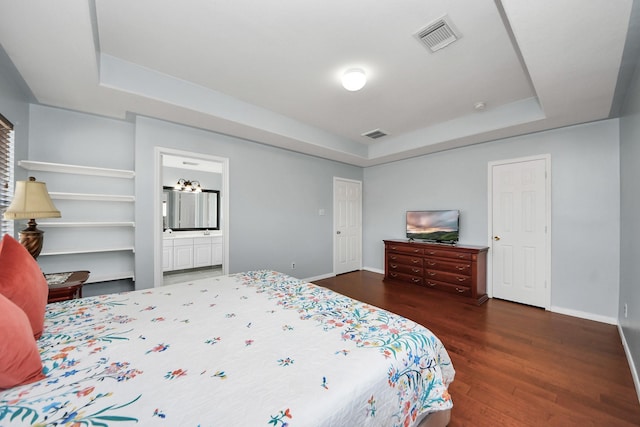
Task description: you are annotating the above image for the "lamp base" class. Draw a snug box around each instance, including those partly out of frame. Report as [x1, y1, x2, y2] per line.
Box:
[19, 219, 44, 259]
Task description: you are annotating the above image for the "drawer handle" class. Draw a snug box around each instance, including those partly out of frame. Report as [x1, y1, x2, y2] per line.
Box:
[456, 265, 469, 270]
[427, 261, 436, 266]
[428, 251, 436, 255]
[390, 264, 398, 268]
[412, 268, 420, 273]
[455, 287, 465, 293]
[457, 254, 465, 258]
[390, 255, 397, 260]
[390, 246, 397, 250]
[390, 272, 398, 277]
[411, 278, 421, 283]
[412, 259, 420, 264]
[413, 249, 420, 253]
[427, 281, 436, 287]
[427, 272, 437, 276]
[457, 277, 466, 282]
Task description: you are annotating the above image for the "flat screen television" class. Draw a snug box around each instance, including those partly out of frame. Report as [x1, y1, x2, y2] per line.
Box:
[406, 210, 460, 243]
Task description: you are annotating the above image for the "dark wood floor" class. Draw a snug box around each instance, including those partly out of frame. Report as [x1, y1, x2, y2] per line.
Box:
[314, 270, 640, 427]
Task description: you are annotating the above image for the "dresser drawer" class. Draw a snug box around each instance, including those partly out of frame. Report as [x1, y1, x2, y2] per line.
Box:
[424, 248, 472, 261]
[425, 269, 471, 286]
[388, 262, 423, 276]
[424, 258, 471, 275]
[387, 253, 423, 267]
[424, 278, 472, 297]
[387, 271, 423, 285]
[386, 243, 424, 256]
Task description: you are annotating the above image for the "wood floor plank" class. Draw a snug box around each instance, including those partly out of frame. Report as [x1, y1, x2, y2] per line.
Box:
[313, 270, 640, 427]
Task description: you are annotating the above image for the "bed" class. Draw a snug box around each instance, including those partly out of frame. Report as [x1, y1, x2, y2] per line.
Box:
[0, 270, 454, 426]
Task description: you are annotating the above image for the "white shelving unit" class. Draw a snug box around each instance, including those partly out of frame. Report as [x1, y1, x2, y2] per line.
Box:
[19, 160, 135, 178]
[87, 271, 135, 284]
[40, 246, 135, 256]
[19, 160, 136, 288]
[49, 192, 135, 203]
[38, 221, 135, 228]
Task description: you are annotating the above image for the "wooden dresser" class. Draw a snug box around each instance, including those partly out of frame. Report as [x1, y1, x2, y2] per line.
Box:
[383, 240, 489, 305]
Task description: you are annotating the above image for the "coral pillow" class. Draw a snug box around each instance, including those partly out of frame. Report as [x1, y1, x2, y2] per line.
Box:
[0, 293, 45, 389]
[0, 234, 48, 339]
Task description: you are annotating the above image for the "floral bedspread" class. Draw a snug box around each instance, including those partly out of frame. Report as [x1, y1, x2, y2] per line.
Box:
[0, 271, 454, 426]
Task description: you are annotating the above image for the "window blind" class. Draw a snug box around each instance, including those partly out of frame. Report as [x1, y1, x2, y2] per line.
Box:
[0, 113, 14, 237]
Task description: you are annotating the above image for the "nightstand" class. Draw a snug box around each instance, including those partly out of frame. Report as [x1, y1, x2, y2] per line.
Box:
[46, 270, 90, 303]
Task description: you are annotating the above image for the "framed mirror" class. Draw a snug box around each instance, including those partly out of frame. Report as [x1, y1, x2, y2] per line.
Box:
[163, 187, 220, 231]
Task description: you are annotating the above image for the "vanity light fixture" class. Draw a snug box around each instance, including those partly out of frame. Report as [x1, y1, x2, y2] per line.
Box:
[342, 68, 367, 91]
[174, 178, 202, 193]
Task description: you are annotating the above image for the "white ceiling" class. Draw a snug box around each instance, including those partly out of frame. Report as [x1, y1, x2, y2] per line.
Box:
[0, 0, 635, 166]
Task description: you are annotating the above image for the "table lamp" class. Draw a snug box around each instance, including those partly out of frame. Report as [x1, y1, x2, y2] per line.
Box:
[3, 176, 61, 259]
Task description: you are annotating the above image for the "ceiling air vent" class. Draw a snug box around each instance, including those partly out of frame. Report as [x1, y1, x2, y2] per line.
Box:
[362, 129, 388, 140]
[415, 15, 460, 52]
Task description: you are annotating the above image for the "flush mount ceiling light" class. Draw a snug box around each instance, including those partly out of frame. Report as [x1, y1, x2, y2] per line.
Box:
[342, 69, 367, 91]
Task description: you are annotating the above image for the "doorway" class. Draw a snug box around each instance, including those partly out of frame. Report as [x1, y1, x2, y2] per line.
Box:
[488, 155, 551, 309]
[333, 177, 362, 275]
[154, 147, 229, 287]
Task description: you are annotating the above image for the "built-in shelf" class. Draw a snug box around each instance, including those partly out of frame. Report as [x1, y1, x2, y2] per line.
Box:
[19, 160, 135, 179]
[49, 192, 135, 202]
[86, 271, 135, 284]
[20, 159, 136, 288]
[37, 221, 136, 228]
[40, 247, 135, 256]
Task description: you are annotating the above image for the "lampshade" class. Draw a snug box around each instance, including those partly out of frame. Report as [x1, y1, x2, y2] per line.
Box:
[342, 69, 367, 91]
[3, 177, 60, 259]
[3, 177, 61, 220]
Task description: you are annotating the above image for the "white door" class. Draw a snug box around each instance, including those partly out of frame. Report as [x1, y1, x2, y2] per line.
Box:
[489, 156, 550, 308]
[173, 245, 194, 270]
[162, 242, 173, 271]
[333, 178, 362, 275]
[193, 241, 213, 268]
[212, 236, 223, 265]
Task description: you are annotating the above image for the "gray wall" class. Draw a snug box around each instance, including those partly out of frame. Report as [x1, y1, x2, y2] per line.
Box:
[363, 119, 621, 320]
[619, 54, 640, 383]
[135, 116, 362, 287]
[0, 47, 30, 181]
[27, 105, 134, 170]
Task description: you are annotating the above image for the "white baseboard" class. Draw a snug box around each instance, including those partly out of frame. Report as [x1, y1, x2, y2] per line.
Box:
[618, 324, 640, 404]
[363, 266, 384, 274]
[549, 305, 618, 325]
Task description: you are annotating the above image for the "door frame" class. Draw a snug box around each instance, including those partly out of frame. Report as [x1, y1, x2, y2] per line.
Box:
[487, 154, 552, 309]
[153, 147, 230, 287]
[333, 177, 363, 275]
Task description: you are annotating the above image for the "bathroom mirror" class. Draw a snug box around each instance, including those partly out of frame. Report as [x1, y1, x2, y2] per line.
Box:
[163, 187, 220, 231]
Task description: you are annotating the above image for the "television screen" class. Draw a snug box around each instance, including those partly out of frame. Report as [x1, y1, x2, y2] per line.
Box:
[406, 210, 459, 243]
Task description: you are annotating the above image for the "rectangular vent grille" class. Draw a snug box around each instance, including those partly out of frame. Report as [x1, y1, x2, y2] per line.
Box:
[415, 16, 460, 52]
[362, 129, 388, 139]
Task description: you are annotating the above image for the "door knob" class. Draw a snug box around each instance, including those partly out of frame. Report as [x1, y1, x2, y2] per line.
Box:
[493, 236, 501, 241]
[336, 231, 341, 235]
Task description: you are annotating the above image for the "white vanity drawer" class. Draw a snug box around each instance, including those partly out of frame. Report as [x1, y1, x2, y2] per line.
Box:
[173, 238, 194, 246]
[194, 236, 212, 245]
